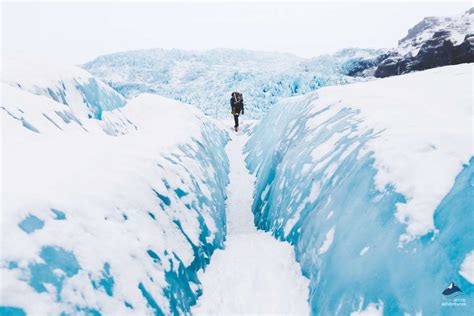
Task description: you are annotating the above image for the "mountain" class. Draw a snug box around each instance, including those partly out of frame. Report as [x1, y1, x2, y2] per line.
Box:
[351, 8, 473, 78]
[82, 48, 383, 118]
[245, 63, 473, 315]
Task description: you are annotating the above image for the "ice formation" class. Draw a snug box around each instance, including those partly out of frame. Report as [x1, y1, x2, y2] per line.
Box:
[245, 64, 473, 315]
[1, 60, 229, 315]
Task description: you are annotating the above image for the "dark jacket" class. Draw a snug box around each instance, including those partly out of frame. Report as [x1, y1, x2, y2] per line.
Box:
[230, 95, 244, 115]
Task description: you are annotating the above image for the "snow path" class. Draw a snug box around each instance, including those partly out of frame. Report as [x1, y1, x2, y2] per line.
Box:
[192, 128, 309, 315]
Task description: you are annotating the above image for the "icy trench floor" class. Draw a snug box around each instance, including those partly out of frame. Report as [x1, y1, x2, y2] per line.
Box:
[192, 124, 310, 315]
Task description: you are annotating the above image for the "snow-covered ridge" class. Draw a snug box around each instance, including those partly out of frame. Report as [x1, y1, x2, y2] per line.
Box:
[1, 60, 230, 315]
[82, 48, 383, 118]
[245, 64, 473, 315]
[398, 8, 473, 56]
[373, 8, 473, 77]
[3, 56, 126, 120]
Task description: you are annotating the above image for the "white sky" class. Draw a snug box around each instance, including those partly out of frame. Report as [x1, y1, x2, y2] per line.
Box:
[1, 1, 471, 64]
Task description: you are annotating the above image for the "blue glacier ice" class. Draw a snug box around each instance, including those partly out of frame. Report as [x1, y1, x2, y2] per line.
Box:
[18, 214, 44, 234]
[245, 69, 473, 315]
[75, 77, 126, 119]
[92, 263, 114, 297]
[28, 246, 81, 298]
[0, 307, 26, 316]
[82, 48, 384, 118]
[51, 208, 67, 220]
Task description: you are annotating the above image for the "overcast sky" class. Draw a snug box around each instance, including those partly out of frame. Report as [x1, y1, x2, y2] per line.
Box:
[2, 1, 471, 64]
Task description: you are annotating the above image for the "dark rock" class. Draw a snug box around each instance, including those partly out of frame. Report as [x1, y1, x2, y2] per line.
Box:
[375, 32, 474, 78]
[343, 8, 474, 79]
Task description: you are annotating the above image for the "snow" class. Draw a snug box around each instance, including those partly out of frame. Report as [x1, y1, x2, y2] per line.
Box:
[1, 60, 230, 315]
[3, 56, 126, 120]
[192, 125, 309, 315]
[245, 64, 473, 315]
[308, 181, 322, 203]
[359, 247, 370, 256]
[318, 226, 335, 255]
[260, 184, 270, 201]
[460, 251, 474, 284]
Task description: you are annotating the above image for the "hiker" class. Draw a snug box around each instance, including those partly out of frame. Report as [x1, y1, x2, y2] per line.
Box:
[230, 91, 244, 132]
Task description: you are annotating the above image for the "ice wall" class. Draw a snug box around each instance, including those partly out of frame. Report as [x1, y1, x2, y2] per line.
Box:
[245, 65, 473, 315]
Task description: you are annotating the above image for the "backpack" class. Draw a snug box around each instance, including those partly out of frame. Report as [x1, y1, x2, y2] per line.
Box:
[232, 92, 243, 104]
[231, 92, 244, 115]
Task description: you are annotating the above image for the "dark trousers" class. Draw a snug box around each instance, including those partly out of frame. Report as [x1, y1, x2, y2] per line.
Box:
[233, 114, 239, 127]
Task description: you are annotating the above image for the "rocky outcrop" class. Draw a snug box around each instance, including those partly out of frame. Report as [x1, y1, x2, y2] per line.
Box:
[346, 8, 473, 79]
[375, 32, 474, 78]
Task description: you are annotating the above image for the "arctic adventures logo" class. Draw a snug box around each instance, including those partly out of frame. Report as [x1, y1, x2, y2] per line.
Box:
[441, 282, 467, 308]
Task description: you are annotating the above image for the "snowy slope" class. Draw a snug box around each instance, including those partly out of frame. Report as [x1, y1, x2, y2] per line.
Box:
[3, 56, 126, 120]
[245, 64, 473, 315]
[1, 61, 229, 315]
[82, 48, 383, 118]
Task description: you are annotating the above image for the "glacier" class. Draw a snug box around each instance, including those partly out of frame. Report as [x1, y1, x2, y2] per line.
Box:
[245, 64, 473, 315]
[82, 48, 384, 118]
[2, 44, 473, 315]
[1, 60, 230, 315]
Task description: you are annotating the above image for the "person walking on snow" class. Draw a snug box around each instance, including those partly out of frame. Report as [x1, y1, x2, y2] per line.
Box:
[230, 91, 244, 132]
